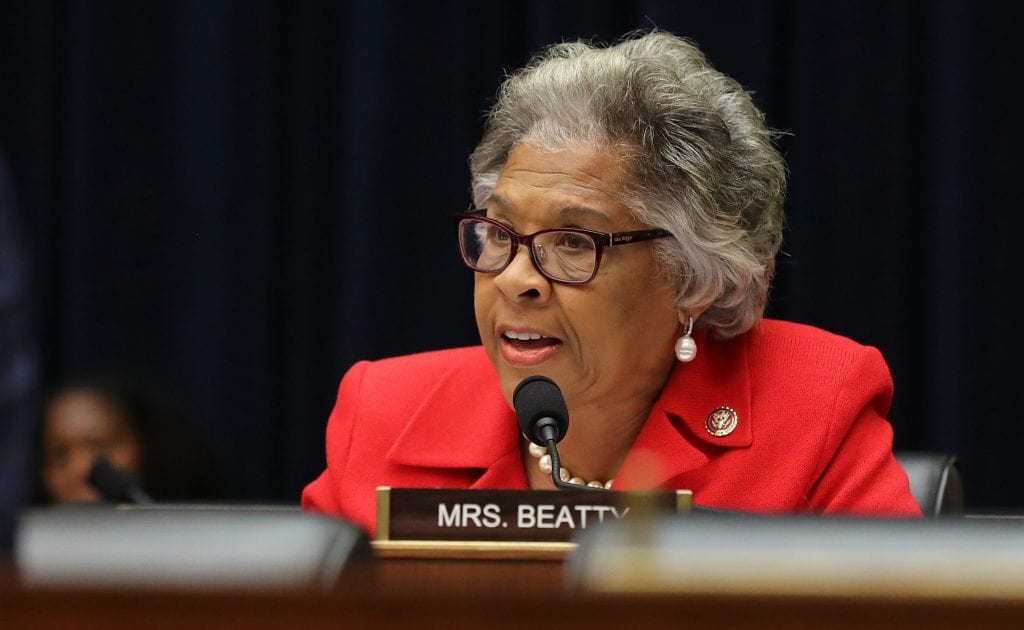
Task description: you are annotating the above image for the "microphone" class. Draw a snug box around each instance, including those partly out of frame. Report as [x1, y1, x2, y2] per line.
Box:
[513, 375, 602, 491]
[87, 456, 154, 504]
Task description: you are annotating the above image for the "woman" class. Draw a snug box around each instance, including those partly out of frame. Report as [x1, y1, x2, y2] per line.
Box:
[39, 375, 223, 503]
[303, 30, 921, 534]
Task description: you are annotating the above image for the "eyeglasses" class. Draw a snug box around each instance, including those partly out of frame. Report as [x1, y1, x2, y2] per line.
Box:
[455, 212, 672, 285]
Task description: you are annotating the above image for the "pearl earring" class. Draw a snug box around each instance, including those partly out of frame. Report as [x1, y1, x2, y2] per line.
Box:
[675, 316, 697, 362]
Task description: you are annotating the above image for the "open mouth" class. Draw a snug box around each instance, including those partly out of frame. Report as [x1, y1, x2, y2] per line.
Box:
[503, 331, 560, 347]
[500, 331, 562, 366]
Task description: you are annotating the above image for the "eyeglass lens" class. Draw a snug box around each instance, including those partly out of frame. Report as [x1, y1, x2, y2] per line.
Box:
[459, 219, 598, 282]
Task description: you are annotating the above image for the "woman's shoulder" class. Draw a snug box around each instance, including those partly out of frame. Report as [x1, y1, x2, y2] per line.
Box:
[744, 318, 891, 386]
[362, 345, 491, 373]
[750, 318, 883, 357]
[341, 346, 495, 395]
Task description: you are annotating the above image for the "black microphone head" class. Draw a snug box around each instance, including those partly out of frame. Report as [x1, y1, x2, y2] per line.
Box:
[513, 375, 569, 446]
[87, 456, 143, 503]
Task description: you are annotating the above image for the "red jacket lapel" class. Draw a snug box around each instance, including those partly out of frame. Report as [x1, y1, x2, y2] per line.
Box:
[385, 351, 525, 486]
[618, 329, 754, 488]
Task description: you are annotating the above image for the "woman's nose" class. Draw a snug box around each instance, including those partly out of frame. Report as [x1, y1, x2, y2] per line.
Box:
[70, 448, 100, 479]
[492, 244, 552, 301]
[59, 448, 104, 502]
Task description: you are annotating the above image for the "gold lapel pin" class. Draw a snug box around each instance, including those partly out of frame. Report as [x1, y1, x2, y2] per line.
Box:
[705, 406, 738, 437]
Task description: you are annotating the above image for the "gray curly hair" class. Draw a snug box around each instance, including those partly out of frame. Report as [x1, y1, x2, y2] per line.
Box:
[469, 30, 786, 338]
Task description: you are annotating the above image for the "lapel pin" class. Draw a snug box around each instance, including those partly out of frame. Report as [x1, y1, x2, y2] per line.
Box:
[705, 406, 738, 437]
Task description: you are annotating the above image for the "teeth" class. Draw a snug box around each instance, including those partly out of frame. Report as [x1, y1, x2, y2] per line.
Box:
[503, 331, 547, 341]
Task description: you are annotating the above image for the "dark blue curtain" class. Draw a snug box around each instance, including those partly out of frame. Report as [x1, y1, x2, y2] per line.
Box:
[2, 1, 1022, 510]
[0, 152, 38, 549]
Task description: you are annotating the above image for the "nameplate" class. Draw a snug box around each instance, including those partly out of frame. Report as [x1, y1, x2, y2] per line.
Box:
[375, 486, 692, 543]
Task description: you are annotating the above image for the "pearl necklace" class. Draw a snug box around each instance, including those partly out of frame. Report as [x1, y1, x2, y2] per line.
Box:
[527, 442, 614, 489]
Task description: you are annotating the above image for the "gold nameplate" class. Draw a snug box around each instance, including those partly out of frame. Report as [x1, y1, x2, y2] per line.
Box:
[375, 486, 692, 543]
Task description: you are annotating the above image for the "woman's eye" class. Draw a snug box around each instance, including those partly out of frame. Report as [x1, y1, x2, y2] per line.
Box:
[555, 232, 594, 251]
[488, 226, 511, 242]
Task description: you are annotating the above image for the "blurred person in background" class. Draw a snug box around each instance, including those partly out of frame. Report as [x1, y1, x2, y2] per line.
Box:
[37, 374, 224, 504]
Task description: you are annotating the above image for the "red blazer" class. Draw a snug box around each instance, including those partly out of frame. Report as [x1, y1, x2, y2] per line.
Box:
[303, 319, 921, 535]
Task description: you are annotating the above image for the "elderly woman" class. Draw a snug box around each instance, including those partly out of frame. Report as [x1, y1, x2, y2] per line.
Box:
[303, 31, 921, 533]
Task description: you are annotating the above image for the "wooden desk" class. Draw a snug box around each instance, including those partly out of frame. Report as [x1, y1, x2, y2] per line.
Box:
[5, 550, 1024, 629]
[371, 540, 568, 593]
[5, 582, 1024, 629]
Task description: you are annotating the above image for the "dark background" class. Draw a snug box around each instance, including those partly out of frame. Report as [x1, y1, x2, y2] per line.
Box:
[1, 1, 1021, 511]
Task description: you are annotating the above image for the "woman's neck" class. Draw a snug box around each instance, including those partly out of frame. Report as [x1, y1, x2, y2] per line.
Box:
[522, 371, 670, 489]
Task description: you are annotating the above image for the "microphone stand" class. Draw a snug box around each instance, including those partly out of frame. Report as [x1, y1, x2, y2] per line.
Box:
[535, 421, 603, 492]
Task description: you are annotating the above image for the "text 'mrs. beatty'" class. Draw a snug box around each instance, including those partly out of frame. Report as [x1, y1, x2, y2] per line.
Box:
[376, 487, 690, 543]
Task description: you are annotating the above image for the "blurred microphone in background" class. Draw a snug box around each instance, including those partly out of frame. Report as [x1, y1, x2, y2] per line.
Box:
[86, 456, 153, 504]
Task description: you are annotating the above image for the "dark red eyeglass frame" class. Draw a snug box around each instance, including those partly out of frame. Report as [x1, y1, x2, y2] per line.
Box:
[455, 211, 672, 285]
